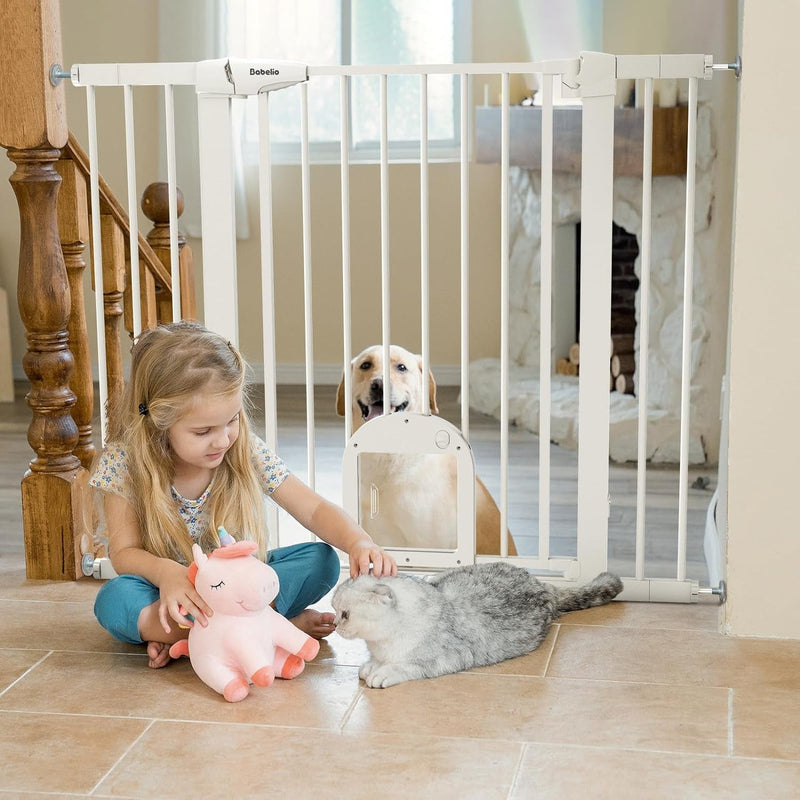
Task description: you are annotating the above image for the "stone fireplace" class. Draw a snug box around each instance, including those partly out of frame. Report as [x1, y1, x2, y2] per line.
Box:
[470, 101, 716, 464]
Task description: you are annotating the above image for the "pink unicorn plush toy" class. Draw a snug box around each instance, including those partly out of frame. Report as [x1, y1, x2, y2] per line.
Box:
[169, 529, 320, 702]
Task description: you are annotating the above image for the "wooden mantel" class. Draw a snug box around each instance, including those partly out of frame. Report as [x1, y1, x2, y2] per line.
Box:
[475, 104, 689, 177]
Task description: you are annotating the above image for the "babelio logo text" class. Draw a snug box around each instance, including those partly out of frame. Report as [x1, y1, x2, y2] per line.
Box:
[250, 68, 281, 76]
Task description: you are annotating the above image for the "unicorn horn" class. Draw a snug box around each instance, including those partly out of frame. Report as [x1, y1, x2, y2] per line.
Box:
[218, 526, 236, 546]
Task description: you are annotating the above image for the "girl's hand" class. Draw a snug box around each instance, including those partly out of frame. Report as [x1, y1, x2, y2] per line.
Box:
[348, 539, 397, 579]
[157, 562, 214, 634]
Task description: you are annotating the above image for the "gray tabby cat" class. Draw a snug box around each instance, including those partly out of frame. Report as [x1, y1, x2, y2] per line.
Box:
[332, 562, 623, 688]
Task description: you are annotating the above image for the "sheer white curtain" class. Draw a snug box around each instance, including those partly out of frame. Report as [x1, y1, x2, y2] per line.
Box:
[227, 0, 469, 162]
[157, 0, 250, 239]
[155, 0, 468, 235]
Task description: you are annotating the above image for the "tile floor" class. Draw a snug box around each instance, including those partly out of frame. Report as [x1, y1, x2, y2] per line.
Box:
[2, 563, 800, 798]
[2, 386, 800, 797]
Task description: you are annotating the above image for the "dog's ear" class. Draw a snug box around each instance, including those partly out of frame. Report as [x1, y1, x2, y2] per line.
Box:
[428, 369, 439, 415]
[335, 373, 346, 416]
[416, 354, 439, 415]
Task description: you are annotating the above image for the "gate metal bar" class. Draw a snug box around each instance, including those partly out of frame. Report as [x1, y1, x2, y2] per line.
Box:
[420, 73, 430, 416]
[379, 74, 391, 435]
[85, 84, 108, 445]
[459, 73, 470, 439]
[499, 70, 511, 559]
[340, 75, 354, 442]
[635, 74, 654, 583]
[678, 76, 700, 584]
[575, 52, 616, 582]
[257, 90, 280, 542]
[164, 84, 181, 322]
[538, 73, 554, 561]
[299, 83, 316, 492]
[122, 84, 142, 338]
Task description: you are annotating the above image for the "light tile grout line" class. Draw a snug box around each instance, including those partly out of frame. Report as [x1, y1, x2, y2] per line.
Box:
[88, 718, 156, 796]
[0, 646, 159, 660]
[506, 741, 529, 798]
[475, 738, 800, 765]
[0, 650, 53, 698]
[728, 688, 735, 757]
[0, 705, 344, 729]
[526, 672, 736, 691]
[542, 624, 560, 677]
[338, 686, 365, 732]
[461, 652, 743, 690]
[0, 600, 100, 613]
[557, 620, 720, 633]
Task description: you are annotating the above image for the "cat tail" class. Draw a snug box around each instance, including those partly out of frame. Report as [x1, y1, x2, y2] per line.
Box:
[553, 572, 624, 614]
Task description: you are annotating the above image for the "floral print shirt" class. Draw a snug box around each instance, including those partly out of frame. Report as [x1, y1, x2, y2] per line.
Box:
[89, 434, 289, 542]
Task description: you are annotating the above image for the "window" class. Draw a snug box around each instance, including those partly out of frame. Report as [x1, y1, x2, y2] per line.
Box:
[224, 0, 472, 161]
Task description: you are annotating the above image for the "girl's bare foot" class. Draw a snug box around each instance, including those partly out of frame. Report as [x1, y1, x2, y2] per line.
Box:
[147, 641, 174, 669]
[290, 609, 335, 639]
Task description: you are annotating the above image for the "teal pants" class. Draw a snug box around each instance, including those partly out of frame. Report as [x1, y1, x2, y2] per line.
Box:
[94, 542, 341, 645]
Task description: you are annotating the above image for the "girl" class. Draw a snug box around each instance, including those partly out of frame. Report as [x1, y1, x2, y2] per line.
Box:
[91, 321, 396, 669]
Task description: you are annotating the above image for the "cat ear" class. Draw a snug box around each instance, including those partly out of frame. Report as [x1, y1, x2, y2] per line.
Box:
[371, 583, 395, 604]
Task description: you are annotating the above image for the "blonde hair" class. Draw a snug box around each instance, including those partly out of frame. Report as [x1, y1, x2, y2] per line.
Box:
[106, 321, 268, 563]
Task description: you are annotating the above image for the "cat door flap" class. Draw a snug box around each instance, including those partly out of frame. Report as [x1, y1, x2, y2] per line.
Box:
[358, 452, 459, 549]
[342, 414, 476, 570]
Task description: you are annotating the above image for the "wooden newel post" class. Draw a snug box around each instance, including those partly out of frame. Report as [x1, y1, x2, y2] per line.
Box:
[9, 148, 85, 580]
[1, 0, 87, 579]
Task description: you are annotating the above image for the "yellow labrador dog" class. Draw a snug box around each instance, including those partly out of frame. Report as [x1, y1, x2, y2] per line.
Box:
[336, 345, 517, 556]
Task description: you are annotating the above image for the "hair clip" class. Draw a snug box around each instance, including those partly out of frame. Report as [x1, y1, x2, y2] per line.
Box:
[138, 402, 149, 417]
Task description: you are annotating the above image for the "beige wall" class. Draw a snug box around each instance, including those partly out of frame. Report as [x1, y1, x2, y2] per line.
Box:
[725, 0, 800, 639]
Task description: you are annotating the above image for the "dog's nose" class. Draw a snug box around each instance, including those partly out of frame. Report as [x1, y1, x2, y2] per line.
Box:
[370, 379, 382, 392]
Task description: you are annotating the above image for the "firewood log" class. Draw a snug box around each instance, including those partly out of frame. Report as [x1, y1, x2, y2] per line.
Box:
[611, 333, 635, 355]
[568, 342, 580, 365]
[615, 373, 635, 394]
[557, 358, 579, 376]
[610, 314, 636, 334]
[611, 353, 636, 378]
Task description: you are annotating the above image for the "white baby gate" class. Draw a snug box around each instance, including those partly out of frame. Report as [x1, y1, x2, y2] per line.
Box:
[67, 52, 734, 601]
